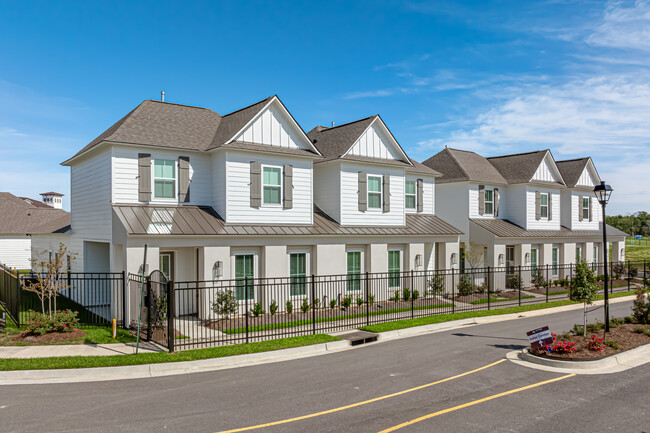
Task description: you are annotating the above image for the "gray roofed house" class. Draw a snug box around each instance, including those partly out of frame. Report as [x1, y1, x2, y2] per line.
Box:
[487, 150, 563, 185]
[556, 157, 598, 188]
[422, 148, 507, 184]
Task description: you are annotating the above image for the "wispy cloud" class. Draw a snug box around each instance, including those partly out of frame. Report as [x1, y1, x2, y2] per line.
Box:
[586, 0, 650, 51]
[343, 89, 397, 100]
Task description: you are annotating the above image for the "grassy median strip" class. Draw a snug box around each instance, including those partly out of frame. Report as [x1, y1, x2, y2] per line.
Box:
[469, 295, 535, 305]
[0, 334, 341, 371]
[360, 290, 638, 333]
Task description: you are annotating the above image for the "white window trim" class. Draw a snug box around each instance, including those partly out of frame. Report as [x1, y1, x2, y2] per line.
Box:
[345, 248, 364, 292]
[540, 192, 549, 219]
[387, 247, 404, 288]
[261, 164, 283, 207]
[582, 197, 590, 221]
[405, 180, 416, 210]
[367, 174, 383, 211]
[231, 249, 258, 303]
[287, 248, 311, 298]
[152, 158, 178, 202]
[484, 188, 494, 216]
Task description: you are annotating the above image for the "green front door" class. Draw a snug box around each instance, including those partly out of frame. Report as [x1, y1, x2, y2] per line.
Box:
[531, 248, 538, 271]
[388, 250, 401, 288]
[235, 255, 254, 301]
[347, 251, 361, 292]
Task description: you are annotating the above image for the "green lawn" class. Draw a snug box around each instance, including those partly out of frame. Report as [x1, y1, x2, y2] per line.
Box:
[469, 295, 535, 305]
[0, 334, 341, 371]
[623, 237, 650, 262]
[360, 289, 639, 333]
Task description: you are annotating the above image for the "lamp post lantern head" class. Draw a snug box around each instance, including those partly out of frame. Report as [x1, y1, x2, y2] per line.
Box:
[593, 181, 613, 206]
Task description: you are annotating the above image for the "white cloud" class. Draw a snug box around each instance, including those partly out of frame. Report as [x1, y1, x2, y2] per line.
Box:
[343, 89, 396, 100]
[587, 0, 650, 51]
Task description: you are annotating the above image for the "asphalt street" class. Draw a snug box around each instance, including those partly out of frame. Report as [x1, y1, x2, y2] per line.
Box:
[1, 301, 648, 433]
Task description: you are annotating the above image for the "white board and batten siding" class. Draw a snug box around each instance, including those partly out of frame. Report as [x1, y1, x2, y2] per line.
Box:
[234, 102, 307, 150]
[225, 150, 313, 225]
[111, 145, 211, 206]
[339, 162, 405, 226]
[0, 236, 31, 269]
[313, 162, 342, 222]
[532, 153, 563, 184]
[347, 122, 402, 160]
[405, 176, 435, 215]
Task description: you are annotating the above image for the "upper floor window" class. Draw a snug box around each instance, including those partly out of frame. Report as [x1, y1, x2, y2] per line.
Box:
[367, 175, 382, 209]
[154, 159, 176, 199]
[263, 166, 282, 205]
[484, 189, 494, 215]
[582, 197, 590, 220]
[540, 193, 549, 219]
[405, 180, 416, 210]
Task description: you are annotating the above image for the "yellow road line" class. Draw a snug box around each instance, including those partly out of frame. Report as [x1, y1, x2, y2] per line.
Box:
[215, 358, 507, 433]
[378, 373, 576, 433]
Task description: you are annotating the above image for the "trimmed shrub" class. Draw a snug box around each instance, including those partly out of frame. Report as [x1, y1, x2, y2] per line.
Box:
[402, 288, 411, 302]
[251, 302, 265, 317]
[329, 299, 337, 309]
[212, 289, 238, 319]
[285, 300, 293, 314]
[269, 300, 279, 316]
[457, 275, 473, 296]
[300, 298, 310, 313]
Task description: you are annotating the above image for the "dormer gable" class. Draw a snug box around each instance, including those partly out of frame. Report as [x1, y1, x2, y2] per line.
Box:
[531, 151, 565, 185]
[343, 117, 409, 162]
[575, 159, 600, 188]
[227, 96, 320, 154]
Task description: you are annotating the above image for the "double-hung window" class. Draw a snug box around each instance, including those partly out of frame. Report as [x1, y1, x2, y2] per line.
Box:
[367, 175, 382, 209]
[154, 159, 176, 199]
[263, 166, 282, 205]
[388, 250, 401, 288]
[582, 197, 590, 220]
[405, 181, 416, 210]
[346, 251, 361, 291]
[484, 189, 494, 215]
[289, 253, 307, 296]
[540, 193, 549, 219]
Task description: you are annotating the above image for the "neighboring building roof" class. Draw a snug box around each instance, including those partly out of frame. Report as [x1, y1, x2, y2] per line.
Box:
[470, 218, 628, 239]
[407, 158, 441, 177]
[486, 150, 557, 185]
[422, 148, 507, 184]
[64, 96, 319, 164]
[19, 197, 54, 208]
[113, 205, 463, 237]
[556, 157, 595, 188]
[40, 192, 64, 196]
[0, 193, 70, 234]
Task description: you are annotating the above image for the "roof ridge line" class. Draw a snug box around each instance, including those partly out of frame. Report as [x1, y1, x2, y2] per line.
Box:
[486, 149, 548, 159]
[221, 95, 275, 118]
[445, 148, 472, 181]
[316, 115, 377, 133]
[145, 99, 218, 113]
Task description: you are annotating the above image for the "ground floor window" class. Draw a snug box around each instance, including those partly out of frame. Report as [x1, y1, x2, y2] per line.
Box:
[531, 248, 538, 272]
[552, 247, 559, 276]
[160, 252, 174, 280]
[388, 250, 401, 288]
[234, 254, 254, 301]
[347, 251, 361, 291]
[289, 253, 307, 296]
[506, 246, 515, 273]
[576, 246, 583, 263]
[593, 245, 598, 263]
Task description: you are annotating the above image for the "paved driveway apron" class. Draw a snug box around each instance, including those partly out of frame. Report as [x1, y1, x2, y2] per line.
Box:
[1, 301, 647, 433]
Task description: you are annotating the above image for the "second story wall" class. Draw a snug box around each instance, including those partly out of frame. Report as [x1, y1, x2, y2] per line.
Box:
[313, 162, 341, 222]
[70, 148, 112, 242]
[562, 190, 600, 230]
[435, 182, 469, 240]
[524, 185, 561, 230]
[340, 162, 405, 226]
[111, 145, 212, 206]
[469, 183, 505, 220]
[225, 150, 313, 225]
[405, 175, 435, 215]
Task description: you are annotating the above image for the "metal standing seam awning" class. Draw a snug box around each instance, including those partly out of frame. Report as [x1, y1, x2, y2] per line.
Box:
[112, 204, 463, 237]
[470, 218, 628, 240]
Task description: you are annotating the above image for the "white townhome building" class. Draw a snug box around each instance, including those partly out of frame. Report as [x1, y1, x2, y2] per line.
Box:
[422, 148, 627, 281]
[61, 96, 461, 319]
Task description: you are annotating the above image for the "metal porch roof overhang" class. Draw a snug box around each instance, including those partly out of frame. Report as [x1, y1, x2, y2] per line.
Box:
[113, 204, 463, 237]
[470, 218, 628, 239]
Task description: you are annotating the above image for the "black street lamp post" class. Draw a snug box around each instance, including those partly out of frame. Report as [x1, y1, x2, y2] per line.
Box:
[594, 180, 613, 333]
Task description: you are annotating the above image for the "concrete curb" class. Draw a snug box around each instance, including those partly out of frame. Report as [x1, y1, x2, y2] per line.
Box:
[0, 295, 636, 385]
[506, 343, 650, 375]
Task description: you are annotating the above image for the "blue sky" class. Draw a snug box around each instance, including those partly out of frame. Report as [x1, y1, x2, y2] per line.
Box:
[1, 0, 649, 214]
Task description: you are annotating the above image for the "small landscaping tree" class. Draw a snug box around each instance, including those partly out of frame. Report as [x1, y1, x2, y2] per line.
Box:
[531, 269, 547, 291]
[23, 243, 77, 319]
[212, 289, 238, 320]
[456, 275, 473, 296]
[611, 262, 625, 280]
[570, 260, 600, 336]
[269, 300, 279, 316]
[506, 273, 522, 291]
[632, 288, 650, 324]
[427, 273, 445, 297]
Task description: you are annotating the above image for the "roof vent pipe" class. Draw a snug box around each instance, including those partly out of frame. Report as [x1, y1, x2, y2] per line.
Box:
[331, 122, 335, 127]
[161, 91, 165, 102]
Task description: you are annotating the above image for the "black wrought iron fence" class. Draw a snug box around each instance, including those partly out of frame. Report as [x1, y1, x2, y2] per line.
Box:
[166, 260, 648, 352]
[0, 263, 20, 326]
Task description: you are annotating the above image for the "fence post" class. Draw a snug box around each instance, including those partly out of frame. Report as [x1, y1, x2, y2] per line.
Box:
[311, 274, 316, 335]
[610, 261, 613, 294]
[245, 276, 250, 344]
[167, 280, 175, 353]
[365, 271, 370, 327]
[410, 270, 414, 319]
[545, 264, 549, 304]
[451, 268, 455, 314]
[145, 277, 152, 342]
[644, 260, 647, 289]
[122, 271, 127, 328]
[627, 260, 631, 291]
[487, 267, 491, 311]
[518, 265, 522, 307]
[16, 270, 22, 327]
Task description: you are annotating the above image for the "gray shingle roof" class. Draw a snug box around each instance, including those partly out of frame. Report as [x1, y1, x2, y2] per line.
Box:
[65, 96, 319, 163]
[470, 218, 628, 239]
[422, 148, 507, 184]
[113, 204, 463, 237]
[0, 193, 70, 234]
[556, 158, 595, 188]
[487, 150, 558, 185]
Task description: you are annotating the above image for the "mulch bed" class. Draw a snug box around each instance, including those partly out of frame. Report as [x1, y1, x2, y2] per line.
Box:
[528, 287, 569, 295]
[8, 328, 87, 345]
[530, 323, 650, 360]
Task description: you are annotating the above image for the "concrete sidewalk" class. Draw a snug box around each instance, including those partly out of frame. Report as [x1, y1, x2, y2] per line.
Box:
[0, 341, 163, 358]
